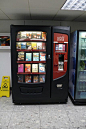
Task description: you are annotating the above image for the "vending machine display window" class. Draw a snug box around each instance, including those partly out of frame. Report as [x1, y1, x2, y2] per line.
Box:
[16, 31, 47, 84]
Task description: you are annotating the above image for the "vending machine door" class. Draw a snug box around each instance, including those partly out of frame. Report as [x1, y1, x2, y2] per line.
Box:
[51, 26, 70, 102]
[75, 31, 86, 100]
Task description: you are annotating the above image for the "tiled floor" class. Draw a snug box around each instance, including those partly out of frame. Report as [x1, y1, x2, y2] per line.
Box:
[0, 96, 86, 129]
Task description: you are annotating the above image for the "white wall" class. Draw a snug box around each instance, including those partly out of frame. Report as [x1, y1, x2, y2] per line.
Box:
[0, 49, 11, 85]
[0, 19, 86, 87]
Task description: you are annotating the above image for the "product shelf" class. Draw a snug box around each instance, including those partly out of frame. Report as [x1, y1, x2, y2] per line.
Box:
[17, 61, 46, 63]
[16, 39, 46, 42]
[17, 72, 46, 74]
[17, 49, 46, 52]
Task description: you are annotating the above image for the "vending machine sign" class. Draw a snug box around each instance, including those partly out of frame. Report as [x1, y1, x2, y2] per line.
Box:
[54, 33, 68, 43]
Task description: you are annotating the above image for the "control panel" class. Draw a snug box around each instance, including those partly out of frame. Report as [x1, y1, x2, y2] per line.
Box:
[53, 33, 68, 79]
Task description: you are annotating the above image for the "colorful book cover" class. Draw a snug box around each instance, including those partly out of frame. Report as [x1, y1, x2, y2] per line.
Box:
[26, 42, 32, 49]
[32, 42, 37, 50]
[33, 53, 39, 61]
[32, 64, 38, 72]
[25, 64, 31, 72]
[37, 43, 42, 49]
[18, 64, 24, 72]
[17, 52, 24, 61]
[18, 75, 23, 83]
[16, 42, 21, 49]
[40, 52, 46, 61]
[25, 75, 31, 83]
[26, 53, 32, 61]
[36, 32, 42, 39]
[42, 32, 46, 41]
[21, 42, 26, 49]
[42, 43, 46, 50]
[21, 32, 26, 39]
[39, 75, 45, 82]
[33, 76, 38, 83]
[39, 63, 45, 72]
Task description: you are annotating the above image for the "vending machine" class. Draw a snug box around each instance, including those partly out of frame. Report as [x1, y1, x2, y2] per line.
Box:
[11, 25, 70, 104]
[69, 30, 86, 104]
[51, 26, 70, 103]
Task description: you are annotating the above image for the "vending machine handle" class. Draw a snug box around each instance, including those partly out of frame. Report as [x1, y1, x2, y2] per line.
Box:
[47, 55, 51, 59]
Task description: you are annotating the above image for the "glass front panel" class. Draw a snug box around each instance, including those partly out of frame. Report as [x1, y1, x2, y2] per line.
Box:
[76, 32, 86, 99]
[16, 31, 46, 84]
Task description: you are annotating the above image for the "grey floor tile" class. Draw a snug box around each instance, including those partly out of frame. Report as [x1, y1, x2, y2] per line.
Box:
[8, 110, 40, 129]
[13, 104, 39, 112]
[40, 105, 72, 129]
[66, 109, 86, 128]
[0, 112, 12, 129]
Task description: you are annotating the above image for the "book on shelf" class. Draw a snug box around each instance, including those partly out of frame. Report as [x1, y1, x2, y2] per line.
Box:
[21, 32, 26, 39]
[42, 32, 46, 41]
[39, 63, 45, 72]
[39, 75, 45, 82]
[37, 43, 42, 49]
[26, 53, 32, 61]
[36, 32, 42, 39]
[33, 76, 38, 83]
[32, 64, 38, 72]
[18, 64, 24, 73]
[32, 42, 37, 50]
[25, 75, 31, 83]
[42, 43, 46, 50]
[40, 52, 46, 61]
[18, 75, 23, 83]
[17, 52, 24, 61]
[33, 53, 39, 61]
[16, 42, 21, 49]
[26, 42, 32, 50]
[21, 42, 26, 49]
[25, 64, 31, 72]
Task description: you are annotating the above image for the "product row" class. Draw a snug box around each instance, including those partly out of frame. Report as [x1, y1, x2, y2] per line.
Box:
[17, 52, 46, 61]
[79, 71, 86, 80]
[80, 49, 86, 60]
[78, 81, 86, 91]
[17, 31, 46, 41]
[81, 38, 86, 49]
[18, 75, 45, 83]
[16, 42, 46, 50]
[18, 63, 46, 73]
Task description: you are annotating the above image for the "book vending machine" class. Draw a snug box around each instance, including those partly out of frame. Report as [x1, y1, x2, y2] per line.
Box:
[11, 25, 70, 104]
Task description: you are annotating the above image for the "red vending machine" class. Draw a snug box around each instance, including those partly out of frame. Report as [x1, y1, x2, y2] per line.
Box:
[51, 26, 70, 103]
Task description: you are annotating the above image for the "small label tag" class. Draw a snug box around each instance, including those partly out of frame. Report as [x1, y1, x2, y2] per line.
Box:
[57, 84, 62, 88]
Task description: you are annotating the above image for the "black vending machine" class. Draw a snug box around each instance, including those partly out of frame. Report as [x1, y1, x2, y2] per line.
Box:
[11, 25, 70, 104]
